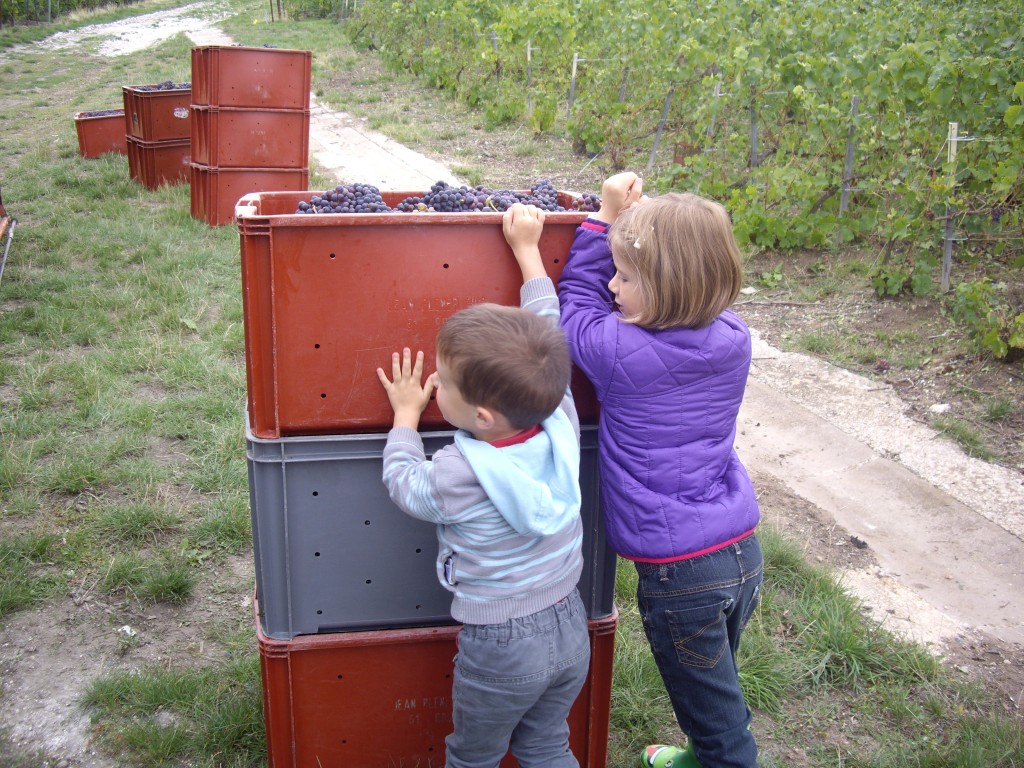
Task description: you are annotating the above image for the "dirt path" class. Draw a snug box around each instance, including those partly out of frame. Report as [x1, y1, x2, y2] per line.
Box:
[1, 5, 1022, 767]
[743, 332, 1024, 644]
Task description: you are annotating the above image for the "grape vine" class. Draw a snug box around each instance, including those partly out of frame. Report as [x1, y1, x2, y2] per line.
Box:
[342, 0, 1022, 282]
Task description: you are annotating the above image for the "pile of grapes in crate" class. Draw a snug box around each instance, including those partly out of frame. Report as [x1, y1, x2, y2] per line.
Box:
[135, 80, 191, 91]
[294, 179, 601, 215]
[77, 109, 123, 118]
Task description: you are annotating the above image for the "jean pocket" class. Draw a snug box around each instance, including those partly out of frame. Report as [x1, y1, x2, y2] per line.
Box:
[738, 582, 762, 632]
[666, 598, 731, 669]
[456, 629, 549, 685]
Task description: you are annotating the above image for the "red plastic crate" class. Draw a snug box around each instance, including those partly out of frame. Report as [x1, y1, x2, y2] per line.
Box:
[126, 137, 190, 190]
[191, 46, 311, 109]
[257, 593, 616, 768]
[190, 106, 310, 168]
[234, 190, 600, 438]
[122, 84, 191, 141]
[190, 165, 309, 226]
[74, 109, 128, 157]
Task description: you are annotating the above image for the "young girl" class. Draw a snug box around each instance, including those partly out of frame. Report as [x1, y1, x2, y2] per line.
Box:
[558, 172, 763, 768]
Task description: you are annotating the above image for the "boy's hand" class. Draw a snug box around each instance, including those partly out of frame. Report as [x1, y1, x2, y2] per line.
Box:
[376, 348, 436, 430]
[595, 172, 643, 224]
[502, 204, 547, 282]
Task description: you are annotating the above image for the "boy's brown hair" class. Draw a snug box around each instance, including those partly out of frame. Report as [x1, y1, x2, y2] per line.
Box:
[435, 303, 570, 429]
[608, 192, 743, 329]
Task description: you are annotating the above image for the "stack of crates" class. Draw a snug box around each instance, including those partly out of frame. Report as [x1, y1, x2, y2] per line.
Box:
[122, 82, 192, 189]
[237, 190, 617, 768]
[189, 45, 312, 226]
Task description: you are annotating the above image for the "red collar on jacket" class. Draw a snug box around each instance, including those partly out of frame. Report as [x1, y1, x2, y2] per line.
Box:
[488, 424, 542, 447]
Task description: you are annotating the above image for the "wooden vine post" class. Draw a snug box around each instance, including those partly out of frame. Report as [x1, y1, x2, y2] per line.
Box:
[646, 85, 675, 173]
[567, 52, 579, 117]
[707, 79, 723, 141]
[693, 78, 726, 196]
[942, 121, 959, 293]
[749, 86, 760, 168]
[526, 40, 534, 119]
[839, 95, 860, 217]
[491, 30, 500, 83]
[834, 95, 861, 247]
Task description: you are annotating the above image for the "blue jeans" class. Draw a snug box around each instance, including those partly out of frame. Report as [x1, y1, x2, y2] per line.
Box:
[446, 588, 591, 768]
[635, 533, 763, 768]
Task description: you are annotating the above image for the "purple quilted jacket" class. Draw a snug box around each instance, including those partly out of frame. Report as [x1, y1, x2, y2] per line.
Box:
[558, 219, 760, 562]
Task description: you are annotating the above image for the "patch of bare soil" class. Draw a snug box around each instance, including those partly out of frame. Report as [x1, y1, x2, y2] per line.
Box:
[0, 553, 255, 768]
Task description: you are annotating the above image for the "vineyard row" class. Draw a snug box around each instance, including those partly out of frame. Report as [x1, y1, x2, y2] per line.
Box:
[320, 0, 1023, 280]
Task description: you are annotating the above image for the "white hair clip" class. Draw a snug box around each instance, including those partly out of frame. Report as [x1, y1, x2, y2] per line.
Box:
[632, 226, 653, 250]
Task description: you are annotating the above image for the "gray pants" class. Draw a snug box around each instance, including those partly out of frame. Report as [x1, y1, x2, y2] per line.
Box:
[445, 589, 591, 768]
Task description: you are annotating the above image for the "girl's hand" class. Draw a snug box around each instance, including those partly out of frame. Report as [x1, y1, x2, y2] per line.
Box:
[376, 348, 436, 429]
[595, 172, 642, 224]
[502, 204, 548, 282]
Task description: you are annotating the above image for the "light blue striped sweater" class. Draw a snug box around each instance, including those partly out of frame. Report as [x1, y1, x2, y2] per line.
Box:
[382, 277, 584, 625]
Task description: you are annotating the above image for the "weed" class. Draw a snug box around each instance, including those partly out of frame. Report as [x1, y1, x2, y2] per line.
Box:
[983, 397, 1015, 422]
[0, 533, 58, 616]
[930, 415, 994, 461]
[84, 499, 182, 544]
[452, 165, 486, 186]
[798, 331, 839, 356]
[756, 265, 785, 289]
[138, 553, 196, 603]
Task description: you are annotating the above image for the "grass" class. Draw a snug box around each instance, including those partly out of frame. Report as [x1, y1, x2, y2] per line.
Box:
[929, 415, 994, 461]
[82, 656, 265, 766]
[1, 1, 1022, 767]
[982, 397, 1016, 423]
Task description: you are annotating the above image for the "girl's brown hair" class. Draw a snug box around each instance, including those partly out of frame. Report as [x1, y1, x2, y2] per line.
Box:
[435, 303, 570, 429]
[608, 193, 743, 329]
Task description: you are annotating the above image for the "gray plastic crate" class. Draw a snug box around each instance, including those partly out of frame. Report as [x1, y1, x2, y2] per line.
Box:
[247, 420, 616, 640]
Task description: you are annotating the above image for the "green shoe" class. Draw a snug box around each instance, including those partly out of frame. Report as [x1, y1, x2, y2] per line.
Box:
[640, 744, 701, 768]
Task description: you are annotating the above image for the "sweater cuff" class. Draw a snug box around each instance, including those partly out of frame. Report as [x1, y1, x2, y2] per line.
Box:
[521, 276, 557, 307]
[581, 218, 610, 232]
[387, 425, 424, 449]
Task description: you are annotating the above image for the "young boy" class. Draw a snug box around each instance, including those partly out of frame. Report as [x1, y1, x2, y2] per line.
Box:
[376, 204, 590, 768]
